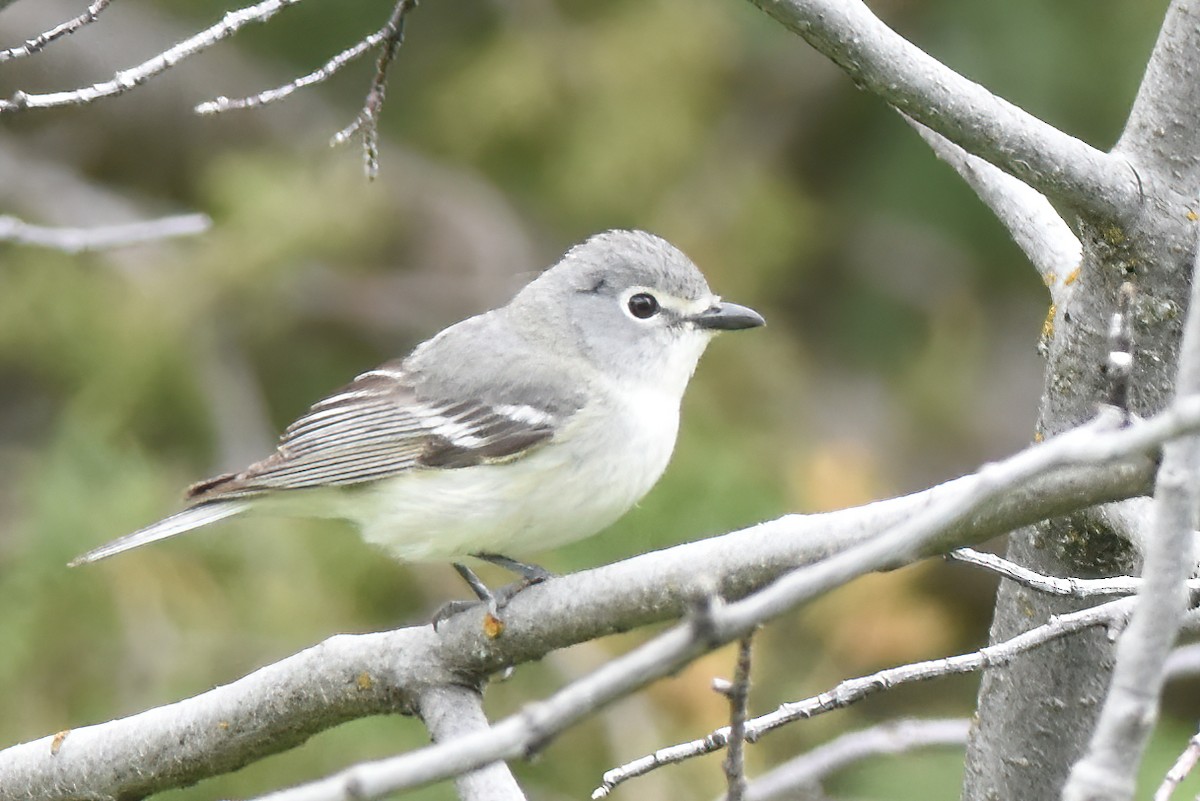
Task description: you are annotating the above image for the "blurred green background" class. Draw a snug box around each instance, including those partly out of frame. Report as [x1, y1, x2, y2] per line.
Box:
[1, 0, 1196, 799]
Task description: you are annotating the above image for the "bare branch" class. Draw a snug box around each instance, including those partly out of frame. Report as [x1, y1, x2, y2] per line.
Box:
[0, 212, 210, 252]
[245, 393, 1200, 800]
[594, 597, 1137, 797]
[904, 116, 1082, 304]
[10, 395, 1200, 799]
[1062, 227, 1200, 801]
[1116, 0, 1200, 190]
[0, 0, 112, 62]
[742, 719, 970, 801]
[415, 686, 526, 801]
[330, 0, 417, 180]
[1154, 727, 1200, 801]
[718, 635, 754, 801]
[946, 548, 1166, 598]
[0, 0, 306, 112]
[195, 28, 390, 115]
[745, 0, 1138, 218]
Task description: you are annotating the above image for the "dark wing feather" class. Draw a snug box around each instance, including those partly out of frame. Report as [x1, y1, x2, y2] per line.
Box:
[186, 365, 565, 503]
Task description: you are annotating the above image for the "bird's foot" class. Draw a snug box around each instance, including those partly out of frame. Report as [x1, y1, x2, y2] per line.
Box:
[430, 557, 554, 634]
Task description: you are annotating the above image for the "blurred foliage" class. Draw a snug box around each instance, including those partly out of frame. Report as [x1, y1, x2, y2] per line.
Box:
[0, 0, 1190, 799]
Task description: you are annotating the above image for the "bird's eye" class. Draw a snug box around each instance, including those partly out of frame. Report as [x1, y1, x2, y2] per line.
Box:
[627, 293, 660, 319]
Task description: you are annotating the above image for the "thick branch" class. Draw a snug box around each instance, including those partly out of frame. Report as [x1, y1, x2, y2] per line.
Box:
[1115, 0, 1200, 191]
[1061, 228, 1200, 801]
[745, 0, 1138, 218]
[415, 686, 525, 801]
[5, 400, 1194, 799]
[220, 406, 1200, 800]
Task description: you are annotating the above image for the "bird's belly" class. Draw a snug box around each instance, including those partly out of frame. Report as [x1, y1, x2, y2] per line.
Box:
[350, 390, 680, 561]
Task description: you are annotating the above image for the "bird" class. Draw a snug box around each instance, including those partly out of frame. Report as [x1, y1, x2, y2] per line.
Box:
[69, 230, 765, 593]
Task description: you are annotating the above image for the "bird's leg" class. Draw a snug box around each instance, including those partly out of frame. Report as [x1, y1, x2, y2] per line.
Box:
[431, 555, 556, 630]
[431, 562, 500, 631]
[472, 552, 556, 584]
[472, 552, 556, 607]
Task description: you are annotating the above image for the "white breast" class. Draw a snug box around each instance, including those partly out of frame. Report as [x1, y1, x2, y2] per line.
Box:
[347, 380, 682, 561]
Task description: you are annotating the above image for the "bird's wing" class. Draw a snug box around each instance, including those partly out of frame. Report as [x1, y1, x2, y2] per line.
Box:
[186, 363, 573, 503]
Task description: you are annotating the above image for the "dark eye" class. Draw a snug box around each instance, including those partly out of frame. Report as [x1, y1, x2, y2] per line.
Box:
[628, 293, 660, 319]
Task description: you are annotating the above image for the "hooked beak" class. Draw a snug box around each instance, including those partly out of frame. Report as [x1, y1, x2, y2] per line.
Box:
[689, 301, 766, 331]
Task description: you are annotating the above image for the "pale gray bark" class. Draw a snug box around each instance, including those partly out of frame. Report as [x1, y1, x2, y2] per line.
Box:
[745, 0, 1138, 217]
[962, 1, 1200, 796]
[1059, 220, 1200, 801]
[416, 686, 526, 801]
[0, 405, 1179, 799]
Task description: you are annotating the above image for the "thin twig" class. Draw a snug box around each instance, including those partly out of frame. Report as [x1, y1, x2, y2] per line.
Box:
[717, 634, 755, 801]
[330, 0, 417, 180]
[195, 27, 391, 115]
[0, 0, 306, 112]
[0, 0, 113, 62]
[592, 597, 1137, 797]
[1153, 727, 1200, 801]
[0, 213, 210, 252]
[946, 548, 1188, 597]
[742, 719, 970, 801]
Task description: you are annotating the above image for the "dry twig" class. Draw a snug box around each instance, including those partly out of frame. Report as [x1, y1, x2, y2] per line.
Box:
[716, 635, 755, 801]
[0, 0, 305, 112]
[0, 0, 113, 62]
[329, 0, 418, 180]
[592, 597, 1138, 798]
[1154, 727, 1200, 801]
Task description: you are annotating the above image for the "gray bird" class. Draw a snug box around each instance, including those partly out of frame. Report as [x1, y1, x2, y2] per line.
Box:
[70, 230, 764, 583]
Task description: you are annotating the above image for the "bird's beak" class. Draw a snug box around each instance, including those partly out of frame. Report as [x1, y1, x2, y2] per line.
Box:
[689, 301, 766, 331]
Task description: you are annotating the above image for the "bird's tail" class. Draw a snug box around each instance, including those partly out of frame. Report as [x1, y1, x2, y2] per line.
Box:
[68, 501, 251, 566]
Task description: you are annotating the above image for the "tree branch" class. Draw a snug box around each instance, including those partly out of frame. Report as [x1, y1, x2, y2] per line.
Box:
[716, 634, 754, 801]
[0, 0, 112, 62]
[594, 596, 1138, 797]
[1061, 230, 1200, 801]
[1154, 727, 1200, 801]
[415, 686, 526, 801]
[945, 548, 1197, 598]
[741, 719, 970, 801]
[1115, 0, 1200, 192]
[8, 398, 1199, 799]
[194, 28, 390, 115]
[745, 0, 1138, 219]
[245, 402, 1200, 801]
[0, 212, 210, 252]
[0, 0, 306, 112]
[328, 0, 417, 180]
